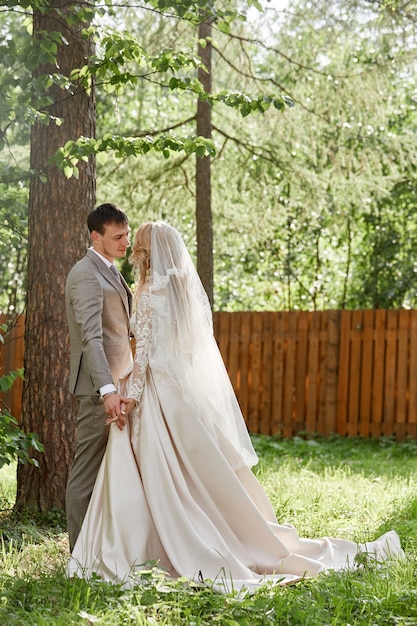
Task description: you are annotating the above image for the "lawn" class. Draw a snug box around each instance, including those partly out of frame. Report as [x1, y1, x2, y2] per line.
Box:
[1, 434, 417, 625]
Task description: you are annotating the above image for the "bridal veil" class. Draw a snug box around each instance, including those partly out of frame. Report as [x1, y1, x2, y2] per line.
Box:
[147, 222, 258, 470]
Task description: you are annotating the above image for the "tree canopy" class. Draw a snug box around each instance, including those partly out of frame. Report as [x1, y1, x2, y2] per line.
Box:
[2, 0, 416, 313]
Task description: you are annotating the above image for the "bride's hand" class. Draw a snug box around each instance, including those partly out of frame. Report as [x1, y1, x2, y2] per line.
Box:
[105, 397, 137, 430]
[123, 398, 137, 416]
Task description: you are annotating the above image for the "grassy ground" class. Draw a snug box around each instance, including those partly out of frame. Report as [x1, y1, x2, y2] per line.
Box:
[1, 434, 417, 625]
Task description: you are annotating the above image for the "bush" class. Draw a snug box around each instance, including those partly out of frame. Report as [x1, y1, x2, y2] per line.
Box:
[0, 324, 43, 468]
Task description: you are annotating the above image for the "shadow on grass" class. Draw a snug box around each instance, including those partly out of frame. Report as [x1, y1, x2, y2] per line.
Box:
[0, 507, 66, 549]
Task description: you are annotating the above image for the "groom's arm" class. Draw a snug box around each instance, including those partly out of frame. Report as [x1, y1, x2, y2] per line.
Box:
[68, 268, 114, 393]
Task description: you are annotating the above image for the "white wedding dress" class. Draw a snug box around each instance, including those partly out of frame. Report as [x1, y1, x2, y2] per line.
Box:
[67, 289, 403, 593]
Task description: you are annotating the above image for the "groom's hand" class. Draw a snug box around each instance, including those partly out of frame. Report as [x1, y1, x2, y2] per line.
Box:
[104, 393, 130, 430]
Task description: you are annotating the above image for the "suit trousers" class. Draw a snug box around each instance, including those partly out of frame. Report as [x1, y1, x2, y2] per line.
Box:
[66, 395, 109, 551]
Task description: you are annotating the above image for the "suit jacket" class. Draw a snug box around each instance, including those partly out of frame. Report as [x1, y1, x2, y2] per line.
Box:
[65, 249, 133, 396]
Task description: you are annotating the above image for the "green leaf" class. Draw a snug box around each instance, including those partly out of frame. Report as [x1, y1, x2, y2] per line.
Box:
[217, 21, 231, 34]
[63, 165, 74, 179]
[195, 146, 207, 158]
[169, 77, 180, 89]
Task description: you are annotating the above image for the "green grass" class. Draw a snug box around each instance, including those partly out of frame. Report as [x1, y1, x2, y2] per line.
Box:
[1, 434, 417, 625]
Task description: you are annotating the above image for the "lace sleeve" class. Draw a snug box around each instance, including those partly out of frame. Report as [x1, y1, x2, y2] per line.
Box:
[128, 289, 152, 406]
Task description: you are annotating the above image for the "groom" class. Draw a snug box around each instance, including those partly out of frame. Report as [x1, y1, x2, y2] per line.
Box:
[65, 203, 133, 551]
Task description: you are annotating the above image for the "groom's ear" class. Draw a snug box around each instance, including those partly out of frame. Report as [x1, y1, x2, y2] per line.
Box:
[91, 230, 100, 244]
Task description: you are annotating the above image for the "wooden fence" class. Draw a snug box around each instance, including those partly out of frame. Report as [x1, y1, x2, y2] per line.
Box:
[213, 309, 417, 440]
[2, 310, 417, 440]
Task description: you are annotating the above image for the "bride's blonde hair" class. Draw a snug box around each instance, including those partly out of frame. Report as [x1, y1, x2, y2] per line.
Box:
[129, 222, 152, 293]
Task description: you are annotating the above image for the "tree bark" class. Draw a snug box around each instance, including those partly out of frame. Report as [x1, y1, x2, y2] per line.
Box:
[196, 17, 213, 307]
[15, 1, 96, 511]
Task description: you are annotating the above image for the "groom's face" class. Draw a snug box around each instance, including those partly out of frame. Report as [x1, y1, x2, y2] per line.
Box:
[92, 222, 130, 262]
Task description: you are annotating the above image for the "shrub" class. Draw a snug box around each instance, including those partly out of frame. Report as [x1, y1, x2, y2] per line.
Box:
[0, 324, 43, 468]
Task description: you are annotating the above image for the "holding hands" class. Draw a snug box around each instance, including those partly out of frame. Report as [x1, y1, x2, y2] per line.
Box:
[104, 392, 136, 430]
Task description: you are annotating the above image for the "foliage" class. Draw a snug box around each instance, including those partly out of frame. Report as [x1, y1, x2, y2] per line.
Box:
[0, 0, 294, 314]
[0, 10, 31, 314]
[0, 370, 44, 469]
[53, 134, 217, 179]
[0, 409, 42, 469]
[0, 325, 43, 469]
[49, 15, 293, 178]
[1, 434, 417, 624]
[1, 0, 417, 312]
[93, 0, 417, 311]
[206, 0, 417, 310]
[0, 198, 27, 315]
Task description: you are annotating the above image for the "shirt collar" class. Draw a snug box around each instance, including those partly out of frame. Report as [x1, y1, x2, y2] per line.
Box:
[90, 246, 113, 269]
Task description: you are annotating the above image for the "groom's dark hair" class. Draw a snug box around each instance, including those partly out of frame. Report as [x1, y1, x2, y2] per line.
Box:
[87, 203, 129, 235]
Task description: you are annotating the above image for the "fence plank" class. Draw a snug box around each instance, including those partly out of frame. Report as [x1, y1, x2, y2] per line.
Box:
[259, 312, 274, 435]
[318, 312, 329, 434]
[271, 311, 285, 435]
[337, 310, 351, 436]
[396, 309, 409, 434]
[359, 309, 374, 437]
[227, 312, 240, 395]
[306, 312, 319, 434]
[214, 311, 229, 364]
[0, 314, 25, 419]
[371, 310, 386, 437]
[294, 312, 308, 433]
[346, 310, 362, 436]
[384, 310, 398, 437]
[409, 312, 417, 427]
[324, 310, 339, 435]
[247, 313, 262, 433]
[238, 312, 251, 424]
[282, 313, 296, 437]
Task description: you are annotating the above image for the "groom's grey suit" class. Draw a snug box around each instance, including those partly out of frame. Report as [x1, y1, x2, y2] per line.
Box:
[65, 248, 133, 549]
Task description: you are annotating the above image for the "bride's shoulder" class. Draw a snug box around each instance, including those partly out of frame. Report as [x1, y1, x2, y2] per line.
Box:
[133, 283, 151, 315]
[137, 283, 150, 300]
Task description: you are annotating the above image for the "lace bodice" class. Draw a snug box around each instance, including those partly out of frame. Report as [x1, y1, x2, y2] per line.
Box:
[128, 289, 152, 406]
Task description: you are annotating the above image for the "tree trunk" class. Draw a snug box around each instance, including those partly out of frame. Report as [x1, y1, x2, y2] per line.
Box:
[15, 1, 96, 512]
[196, 17, 213, 307]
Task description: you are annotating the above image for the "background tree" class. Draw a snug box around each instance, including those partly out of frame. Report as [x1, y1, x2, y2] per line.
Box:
[55, 0, 289, 305]
[15, 0, 96, 510]
[196, 15, 213, 304]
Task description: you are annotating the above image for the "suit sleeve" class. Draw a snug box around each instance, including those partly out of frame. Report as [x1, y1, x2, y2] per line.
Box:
[67, 268, 114, 392]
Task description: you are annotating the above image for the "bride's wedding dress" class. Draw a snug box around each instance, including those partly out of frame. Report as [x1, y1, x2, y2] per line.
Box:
[67, 296, 402, 592]
[67, 223, 403, 592]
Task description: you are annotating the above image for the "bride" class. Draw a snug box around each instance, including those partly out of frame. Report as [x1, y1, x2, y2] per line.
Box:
[67, 221, 403, 592]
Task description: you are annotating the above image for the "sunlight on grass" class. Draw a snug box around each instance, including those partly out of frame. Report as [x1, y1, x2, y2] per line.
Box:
[0, 461, 16, 510]
[1, 436, 417, 625]
[253, 436, 417, 537]
[258, 459, 415, 540]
